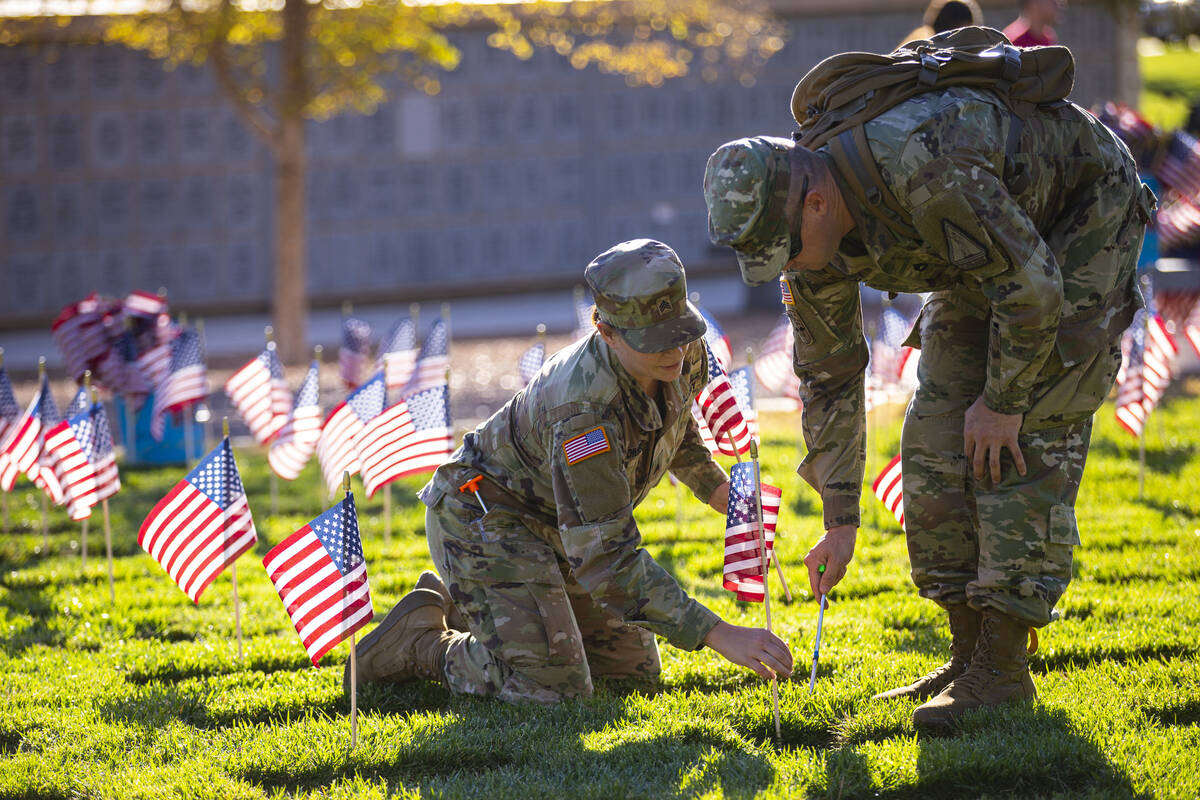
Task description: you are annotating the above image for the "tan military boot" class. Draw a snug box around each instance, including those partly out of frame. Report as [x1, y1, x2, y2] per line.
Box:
[912, 608, 1038, 729]
[872, 604, 980, 701]
[348, 588, 456, 691]
[415, 569, 469, 632]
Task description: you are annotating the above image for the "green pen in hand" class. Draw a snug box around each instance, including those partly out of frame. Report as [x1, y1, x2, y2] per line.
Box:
[809, 565, 828, 693]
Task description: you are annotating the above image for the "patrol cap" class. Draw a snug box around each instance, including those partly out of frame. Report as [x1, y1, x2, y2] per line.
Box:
[584, 239, 707, 354]
[703, 136, 795, 287]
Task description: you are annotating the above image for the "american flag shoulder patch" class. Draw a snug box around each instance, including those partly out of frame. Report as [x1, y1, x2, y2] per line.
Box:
[780, 278, 794, 305]
[562, 427, 611, 465]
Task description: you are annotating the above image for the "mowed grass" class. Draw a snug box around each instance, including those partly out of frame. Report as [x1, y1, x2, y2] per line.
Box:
[1139, 41, 1200, 129]
[1, 391, 1199, 799]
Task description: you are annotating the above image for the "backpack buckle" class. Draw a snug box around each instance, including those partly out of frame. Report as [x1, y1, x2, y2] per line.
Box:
[918, 52, 941, 86]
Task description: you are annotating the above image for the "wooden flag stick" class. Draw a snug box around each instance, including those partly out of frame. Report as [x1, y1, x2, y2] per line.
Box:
[81, 517, 89, 570]
[344, 470, 359, 750]
[223, 417, 244, 665]
[1137, 308, 1149, 500]
[410, 302, 420, 333]
[2, 350, 9, 531]
[38, 358, 49, 552]
[749, 440, 782, 742]
[674, 477, 683, 536]
[384, 483, 392, 544]
[102, 498, 115, 604]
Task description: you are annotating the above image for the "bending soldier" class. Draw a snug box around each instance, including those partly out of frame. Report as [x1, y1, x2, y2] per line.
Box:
[352, 239, 793, 703]
[704, 75, 1152, 727]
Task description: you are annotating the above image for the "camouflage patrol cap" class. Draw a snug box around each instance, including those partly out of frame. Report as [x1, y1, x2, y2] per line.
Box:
[703, 136, 795, 286]
[584, 239, 707, 354]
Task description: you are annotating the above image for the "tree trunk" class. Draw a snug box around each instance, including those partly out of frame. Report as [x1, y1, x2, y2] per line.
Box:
[272, 0, 310, 364]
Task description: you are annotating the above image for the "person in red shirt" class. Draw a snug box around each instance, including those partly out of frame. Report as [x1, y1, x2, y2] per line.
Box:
[1003, 0, 1065, 46]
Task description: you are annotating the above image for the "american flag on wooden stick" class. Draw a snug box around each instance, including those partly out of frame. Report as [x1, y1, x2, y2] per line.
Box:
[378, 384, 453, 481]
[403, 319, 450, 398]
[26, 376, 64, 505]
[340, 316, 372, 390]
[138, 437, 257, 603]
[51, 295, 111, 382]
[356, 400, 417, 498]
[1155, 131, 1200, 201]
[872, 453, 905, 529]
[0, 377, 53, 491]
[695, 341, 752, 457]
[518, 342, 546, 385]
[723, 461, 782, 603]
[0, 367, 19, 445]
[45, 403, 108, 521]
[124, 290, 168, 319]
[225, 343, 291, 445]
[317, 371, 386, 494]
[150, 329, 207, 441]
[379, 316, 418, 392]
[262, 490, 373, 665]
[754, 315, 795, 395]
[1115, 305, 1177, 438]
[270, 361, 323, 481]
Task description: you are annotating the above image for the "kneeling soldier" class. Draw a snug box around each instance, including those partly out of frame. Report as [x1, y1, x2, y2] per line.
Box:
[351, 239, 793, 703]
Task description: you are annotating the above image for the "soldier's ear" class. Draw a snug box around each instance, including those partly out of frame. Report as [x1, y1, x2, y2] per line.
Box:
[595, 321, 619, 346]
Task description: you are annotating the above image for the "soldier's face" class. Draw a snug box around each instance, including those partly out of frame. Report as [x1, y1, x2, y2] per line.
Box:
[601, 326, 686, 392]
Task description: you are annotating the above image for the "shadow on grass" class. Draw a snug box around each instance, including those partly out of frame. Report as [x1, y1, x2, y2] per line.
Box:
[808, 705, 1136, 799]
[1088, 433, 1198, 476]
[0, 581, 64, 657]
[1142, 696, 1200, 728]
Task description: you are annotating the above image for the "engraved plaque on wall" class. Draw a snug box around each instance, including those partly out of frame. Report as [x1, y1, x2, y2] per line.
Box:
[140, 247, 174, 296]
[46, 51, 79, 100]
[329, 169, 359, 221]
[179, 109, 213, 163]
[439, 98, 471, 151]
[226, 175, 256, 231]
[139, 178, 174, 236]
[5, 183, 40, 239]
[366, 231, 403, 286]
[1, 55, 33, 102]
[363, 108, 395, 152]
[50, 114, 83, 171]
[90, 48, 124, 96]
[91, 112, 128, 170]
[135, 53, 166, 96]
[95, 180, 130, 238]
[366, 166, 399, 219]
[229, 241, 266, 297]
[224, 111, 254, 162]
[135, 110, 171, 165]
[1, 114, 38, 173]
[181, 244, 219, 299]
[52, 183, 85, 241]
[404, 229, 436, 282]
[442, 164, 473, 215]
[182, 175, 214, 230]
[399, 94, 438, 157]
[3, 254, 45, 313]
[439, 229, 475, 279]
[97, 250, 130, 295]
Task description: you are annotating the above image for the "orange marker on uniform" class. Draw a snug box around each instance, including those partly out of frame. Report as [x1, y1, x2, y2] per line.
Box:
[459, 476, 490, 514]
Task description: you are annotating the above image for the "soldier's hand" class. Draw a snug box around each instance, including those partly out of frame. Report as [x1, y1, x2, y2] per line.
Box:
[804, 525, 856, 598]
[707, 480, 730, 515]
[964, 396, 1027, 483]
[703, 620, 793, 680]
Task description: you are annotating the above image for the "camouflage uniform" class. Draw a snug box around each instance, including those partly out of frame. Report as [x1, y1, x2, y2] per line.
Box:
[418, 240, 727, 703]
[706, 88, 1154, 626]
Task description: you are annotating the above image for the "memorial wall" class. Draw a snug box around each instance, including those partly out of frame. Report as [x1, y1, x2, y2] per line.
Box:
[0, 2, 1128, 326]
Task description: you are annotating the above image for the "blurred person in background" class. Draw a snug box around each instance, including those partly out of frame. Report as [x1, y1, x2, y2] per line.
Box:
[1003, 0, 1066, 46]
[901, 0, 984, 46]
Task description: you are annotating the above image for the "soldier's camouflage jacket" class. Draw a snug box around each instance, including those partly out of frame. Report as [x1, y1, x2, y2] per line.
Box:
[419, 333, 727, 650]
[788, 87, 1153, 529]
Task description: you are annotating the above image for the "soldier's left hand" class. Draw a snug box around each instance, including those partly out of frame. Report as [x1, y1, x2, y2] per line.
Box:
[964, 396, 1027, 483]
[707, 480, 730, 515]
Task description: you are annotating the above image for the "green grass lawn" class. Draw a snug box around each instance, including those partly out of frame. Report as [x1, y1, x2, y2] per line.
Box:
[1140, 41, 1200, 129]
[2, 391, 1199, 799]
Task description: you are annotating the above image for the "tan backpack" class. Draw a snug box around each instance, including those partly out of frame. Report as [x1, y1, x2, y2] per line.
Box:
[790, 26, 1076, 238]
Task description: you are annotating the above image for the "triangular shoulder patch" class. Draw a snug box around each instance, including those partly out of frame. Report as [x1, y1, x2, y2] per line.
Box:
[942, 220, 988, 269]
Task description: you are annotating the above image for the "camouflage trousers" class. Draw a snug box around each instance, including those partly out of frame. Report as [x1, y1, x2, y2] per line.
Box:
[425, 491, 660, 704]
[901, 297, 1124, 626]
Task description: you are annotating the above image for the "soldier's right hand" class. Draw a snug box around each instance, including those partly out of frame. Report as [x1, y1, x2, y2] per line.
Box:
[703, 621, 793, 680]
[804, 524, 857, 598]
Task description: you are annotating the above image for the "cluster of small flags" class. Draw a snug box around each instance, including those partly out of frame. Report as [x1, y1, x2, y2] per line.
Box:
[1099, 103, 1200, 252]
[139, 435, 373, 665]
[1115, 288, 1182, 438]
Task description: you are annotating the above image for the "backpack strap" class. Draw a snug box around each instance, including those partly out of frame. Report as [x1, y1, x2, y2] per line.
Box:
[827, 126, 919, 241]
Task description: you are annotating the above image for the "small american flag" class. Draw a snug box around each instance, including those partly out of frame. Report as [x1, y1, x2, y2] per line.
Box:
[698, 305, 733, 371]
[1183, 296, 1200, 358]
[27, 376, 64, 505]
[0, 367, 19, 444]
[729, 366, 760, 441]
[380, 384, 453, 480]
[754, 315, 795, 395]
[150, 328, 208, 441]
[317, 371, 386, 494]
[379, 316, 418, 391]
[51, 295, 111, 381]
[262, 490, 373, 665]
[124, 290, 168, 319]
[85, 403, 121, 503]
[269, 361, 323, 481]
[138, 437, 258, 603]
[873, 306, 916, 385]
[225, 343, 291, 445]
[780, 277, 794, 306]
[356, 401, 417, 497]
[518, 341, 546, 385]
[723, 461, 782, 603]
[403, 319, 450, 398]
[695, 341, 752, 457]
[340, 316, 373, 389]
[1155, 191, 1200, 252]
[1115, 303, 1177, 438]
[66, 386, 90, 419]
[563, 426, 610, 465]
[0, 378, 51, 491]
[1155, 131, 1200, 201]
[45, 405, 102, 521]
[872, 453, 905, 529]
